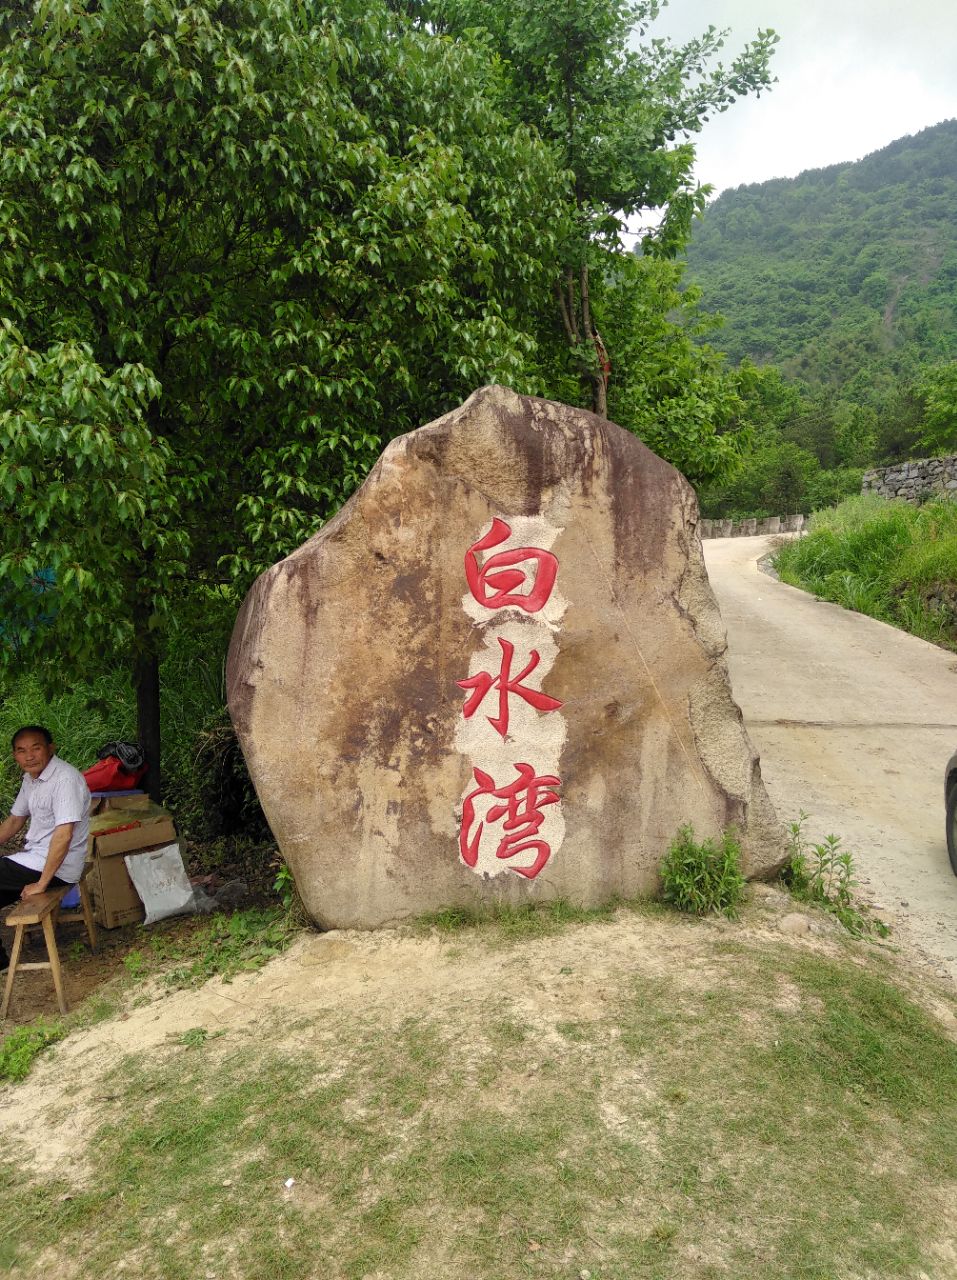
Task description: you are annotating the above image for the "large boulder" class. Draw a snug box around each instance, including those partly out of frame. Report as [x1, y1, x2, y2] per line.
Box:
[227, 386, 782, 928]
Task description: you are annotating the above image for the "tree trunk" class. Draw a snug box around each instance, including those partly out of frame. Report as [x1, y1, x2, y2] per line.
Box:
[556, 261, 609, 417]
[134, 624, 162, 803]
[592, 369, 607, 418]
[577, 262, 608, 418]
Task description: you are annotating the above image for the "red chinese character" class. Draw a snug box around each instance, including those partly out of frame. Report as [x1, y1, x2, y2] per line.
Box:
[460, 763, 561, 879]
[457, 636, 563, 738]
[465, 518, 558, 614]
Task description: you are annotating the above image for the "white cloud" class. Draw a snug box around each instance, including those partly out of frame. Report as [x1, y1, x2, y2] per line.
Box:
[643, 0, 957, 192]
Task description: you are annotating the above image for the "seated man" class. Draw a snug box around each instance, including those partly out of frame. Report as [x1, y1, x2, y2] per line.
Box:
[0, 725, 91, 970]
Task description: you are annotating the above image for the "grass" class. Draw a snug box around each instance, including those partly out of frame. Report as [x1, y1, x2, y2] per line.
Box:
[413, 895, 636, 942]
[2, 912, 956, 1279]
[142, 906, 298, 989]
[0, 1019, 66, 1083]
[775, 493, 957, 646]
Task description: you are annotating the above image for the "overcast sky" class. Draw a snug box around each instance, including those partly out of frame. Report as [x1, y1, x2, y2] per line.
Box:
[645, 0, 957, 195]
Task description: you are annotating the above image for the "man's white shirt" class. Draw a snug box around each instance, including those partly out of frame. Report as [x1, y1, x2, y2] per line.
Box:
[9, 755, 90, 882]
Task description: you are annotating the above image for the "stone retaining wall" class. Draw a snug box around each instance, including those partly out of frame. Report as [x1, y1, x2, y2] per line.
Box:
[700, 514, 807, 539]
[862, 455, 957, 502]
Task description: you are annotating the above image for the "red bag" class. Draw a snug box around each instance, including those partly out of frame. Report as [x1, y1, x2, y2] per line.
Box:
[82, 756, 147, 792]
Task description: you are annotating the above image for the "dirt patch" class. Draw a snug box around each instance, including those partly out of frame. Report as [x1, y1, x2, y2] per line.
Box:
[0, 909, 244, 1025]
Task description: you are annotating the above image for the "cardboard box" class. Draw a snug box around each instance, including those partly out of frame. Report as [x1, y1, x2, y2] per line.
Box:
[89, 801, 171, 839]
[89, 848, 147, 929]
[98, 793, 151, 812]
[94, 818, 176, 858]
[88, 804, 178, 928]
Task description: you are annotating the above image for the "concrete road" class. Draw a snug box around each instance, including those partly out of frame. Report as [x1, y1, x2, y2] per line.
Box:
[703, 534, 957, 983]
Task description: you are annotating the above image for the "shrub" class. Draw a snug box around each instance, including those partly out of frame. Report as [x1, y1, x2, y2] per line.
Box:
[660, 824, 746, 918]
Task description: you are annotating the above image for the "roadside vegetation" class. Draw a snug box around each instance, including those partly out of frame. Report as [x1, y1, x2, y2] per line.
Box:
[775, 494, 957, 647]
[781, 813, 890, 939]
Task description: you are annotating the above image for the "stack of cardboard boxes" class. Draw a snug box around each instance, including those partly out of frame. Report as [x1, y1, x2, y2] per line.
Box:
[87, 795, 178, 928]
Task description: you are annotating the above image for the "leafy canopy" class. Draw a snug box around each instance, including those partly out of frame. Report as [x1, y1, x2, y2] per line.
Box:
[0, 0, 568, 677]
[1, 0, 780, 783]
[401, 0, 777, 466]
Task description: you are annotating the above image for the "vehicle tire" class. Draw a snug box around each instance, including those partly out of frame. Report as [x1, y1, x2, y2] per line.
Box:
[948, 786, 957, 877]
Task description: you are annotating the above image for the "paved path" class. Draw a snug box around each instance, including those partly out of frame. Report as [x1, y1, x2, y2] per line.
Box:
[703, 534, 957, 983]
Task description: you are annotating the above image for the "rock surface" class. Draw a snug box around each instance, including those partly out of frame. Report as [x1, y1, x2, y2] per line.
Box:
[862, 452, 957, 503]
[779, 913, 812, 936]
[227, 386, 783, 928]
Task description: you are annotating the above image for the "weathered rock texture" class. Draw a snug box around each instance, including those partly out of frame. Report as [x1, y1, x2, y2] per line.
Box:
[227, 386, 783, 928]
[862, 454, 957, 503]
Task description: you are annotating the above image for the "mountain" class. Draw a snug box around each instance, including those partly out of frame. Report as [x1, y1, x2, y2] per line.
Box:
[682, 119, 957, 399]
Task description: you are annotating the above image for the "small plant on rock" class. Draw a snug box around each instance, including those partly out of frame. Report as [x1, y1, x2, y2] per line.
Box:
[273, 861, 296, 910]
[660, 825, 746, 919]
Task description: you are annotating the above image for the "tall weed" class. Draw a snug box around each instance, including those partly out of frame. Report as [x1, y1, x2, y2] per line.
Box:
[660, 824, 746, 919]
[782, 813, 889, 938]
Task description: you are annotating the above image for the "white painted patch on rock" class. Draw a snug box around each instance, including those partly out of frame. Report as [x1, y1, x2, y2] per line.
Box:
[454, 515, 568, 879]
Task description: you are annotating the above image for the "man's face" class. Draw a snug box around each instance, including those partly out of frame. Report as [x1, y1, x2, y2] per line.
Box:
[13, 733, 55, 780]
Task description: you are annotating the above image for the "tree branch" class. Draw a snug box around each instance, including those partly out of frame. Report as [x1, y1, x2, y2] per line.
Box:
[580, 263, 592, 344]
[555, 280, 577, 345]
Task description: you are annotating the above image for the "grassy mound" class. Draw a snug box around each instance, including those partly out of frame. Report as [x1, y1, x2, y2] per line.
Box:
[1, 905, 955, 1280]
[775, 494, 957, 646]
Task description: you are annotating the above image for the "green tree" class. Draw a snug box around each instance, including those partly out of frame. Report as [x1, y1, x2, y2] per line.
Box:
[394, 0, 777, 416]
[601, 258, 754, 483]
[699, 440, 819, 519]
[918, 362, 957, 453]
[0, 0, 567, 792]
[832, 402, 878, 467]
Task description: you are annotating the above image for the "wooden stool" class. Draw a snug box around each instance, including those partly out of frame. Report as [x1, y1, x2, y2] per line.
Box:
[1, 868, 98, 1019]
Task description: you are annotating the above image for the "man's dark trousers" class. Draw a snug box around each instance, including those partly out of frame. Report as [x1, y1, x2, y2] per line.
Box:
[0, 859, 67, 965]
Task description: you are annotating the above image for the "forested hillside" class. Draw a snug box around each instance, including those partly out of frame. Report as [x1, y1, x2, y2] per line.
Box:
[686, 120, 957, 517]
[684, 120, 957, 386]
